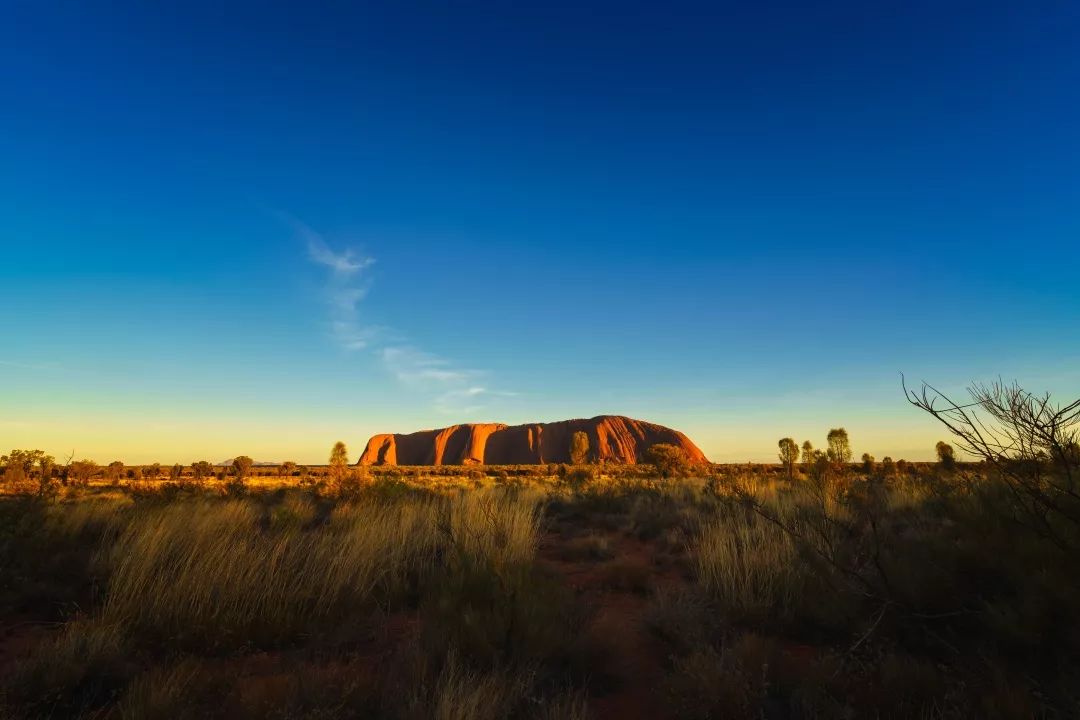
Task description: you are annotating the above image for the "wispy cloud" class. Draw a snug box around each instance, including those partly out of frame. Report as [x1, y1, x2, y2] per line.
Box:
[300, 221, 374, 277]
[297, 220, 513, 415]
[434, 386, 519, 415]
[290, 217, 379, 351]
[381, 346, 474, 387]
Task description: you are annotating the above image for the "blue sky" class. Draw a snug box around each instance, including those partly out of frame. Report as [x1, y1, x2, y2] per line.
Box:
[2, 1, 1078, 463]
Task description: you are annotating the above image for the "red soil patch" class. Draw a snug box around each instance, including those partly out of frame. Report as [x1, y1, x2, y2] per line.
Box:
[540, 531, 686, 720]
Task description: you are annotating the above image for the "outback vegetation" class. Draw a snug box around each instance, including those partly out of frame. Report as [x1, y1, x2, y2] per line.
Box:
[1, 381, 1079, 719]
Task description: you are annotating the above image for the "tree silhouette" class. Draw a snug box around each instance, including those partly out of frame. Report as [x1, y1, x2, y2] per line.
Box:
[191, 461, 213, 481]
[778, 438, 799, 479]
[329, 442, 349, 483]
[827, 428, 852, 465]
[935, 441, 956, 471]
[906, 377, 1080, 553]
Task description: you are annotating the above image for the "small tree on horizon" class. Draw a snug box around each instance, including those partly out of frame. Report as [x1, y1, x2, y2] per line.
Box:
[232, 455, 254, 480]
[648, 443, 691, 479]
[861, 452, 875, 475]
[827, 428, 853, 465]
[778, 438, 799, 479]
[105, 461, 125, 483]
[191, 461, 213, 482]
[69, 459, 98, 487]
[329, 442, 349, 484]
[936, 441, 957, 471]
[280, 460, 298, 477]
[569, 431, 590, 465]
[801, 441, 814, 469]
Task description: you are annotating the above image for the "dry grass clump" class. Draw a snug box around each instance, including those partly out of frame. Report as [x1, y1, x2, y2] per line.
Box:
[102, 490, 541, 650]
[391, 650, 588, 720]
[116, 660, 212, 720]
[645, 586, 714, 655]
[0, 495, 130, 619]
[2, 620, 128, 715]
[408, 652, 531, 720]
[664, 632, 848, 720]
[114, 655, 382, 720]
[423, 488, 551, 670]
[694, 512, 803, 622]
[438, 487, 542, 569]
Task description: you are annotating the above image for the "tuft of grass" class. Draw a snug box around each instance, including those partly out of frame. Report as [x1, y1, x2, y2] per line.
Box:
[102, 498, 444, 650]
[0, 495, 129, 617]
[116, 660, 213, 720]
[392, 649, 588, 720]
[438, 487, 542, 569]
[645, 586, 713, 656]
[2, 620, 129, 715]
[693, 512, 805, 623]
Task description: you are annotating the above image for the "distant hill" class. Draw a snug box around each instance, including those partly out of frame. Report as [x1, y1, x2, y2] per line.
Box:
[359, 415, 708, 466]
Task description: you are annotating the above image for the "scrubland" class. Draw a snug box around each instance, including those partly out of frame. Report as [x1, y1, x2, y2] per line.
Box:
[1, 455, 1077, 720]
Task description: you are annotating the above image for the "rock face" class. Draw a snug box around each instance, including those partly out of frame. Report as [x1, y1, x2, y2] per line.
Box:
[358, 415, 708, 466]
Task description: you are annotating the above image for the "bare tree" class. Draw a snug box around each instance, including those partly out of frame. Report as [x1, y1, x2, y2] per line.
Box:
[905, 376, 1080, 553]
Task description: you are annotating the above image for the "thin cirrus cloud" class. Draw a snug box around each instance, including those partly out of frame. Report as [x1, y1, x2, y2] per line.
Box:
[299, 220, 514, 415]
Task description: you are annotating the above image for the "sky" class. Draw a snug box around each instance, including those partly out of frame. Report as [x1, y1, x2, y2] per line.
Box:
[1, 1, 1078, 464]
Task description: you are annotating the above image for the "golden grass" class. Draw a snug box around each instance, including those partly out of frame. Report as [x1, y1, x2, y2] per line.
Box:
[101, 489, 540, 650]
[439, 487, 543, 569]
[694, 513, 802, 619]
[4, 462, 1077, 719]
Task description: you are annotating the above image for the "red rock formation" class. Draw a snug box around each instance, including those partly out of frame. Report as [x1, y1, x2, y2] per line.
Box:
[358, 415, 708, 466]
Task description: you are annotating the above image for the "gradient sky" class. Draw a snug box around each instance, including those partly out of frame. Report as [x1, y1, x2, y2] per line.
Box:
[2, 1, 1078, 464]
